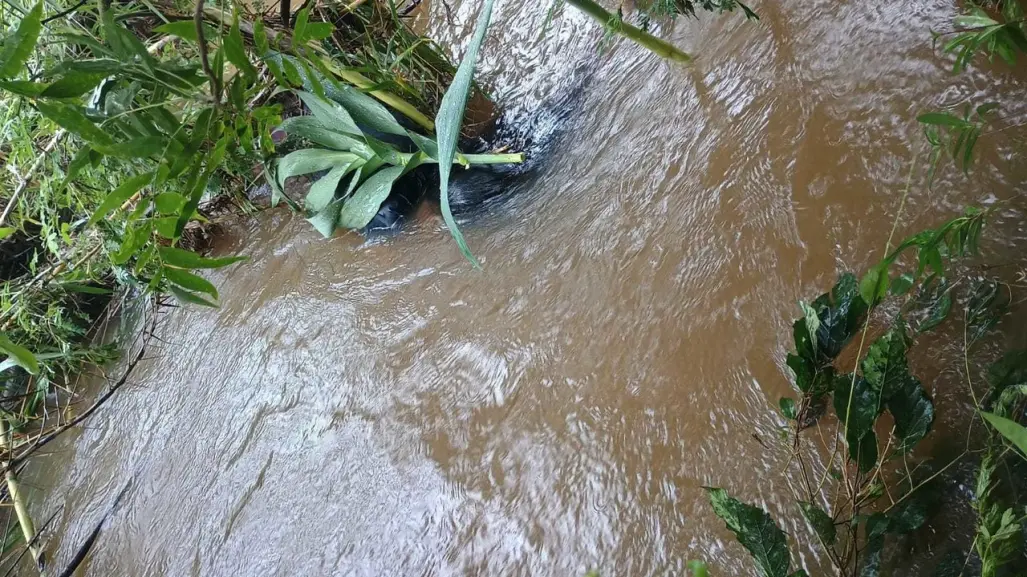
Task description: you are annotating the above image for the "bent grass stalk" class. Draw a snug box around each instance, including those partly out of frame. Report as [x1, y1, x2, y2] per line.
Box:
[564, 0, 692, 62]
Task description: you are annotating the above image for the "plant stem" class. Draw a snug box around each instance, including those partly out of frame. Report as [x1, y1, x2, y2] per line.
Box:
[564, 0, 692, 63]
[0, 419, 42, 573]
[398, 152, 525, 165]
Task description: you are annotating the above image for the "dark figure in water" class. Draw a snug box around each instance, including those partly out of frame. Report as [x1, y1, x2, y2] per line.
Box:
[361, 85, 582, 236]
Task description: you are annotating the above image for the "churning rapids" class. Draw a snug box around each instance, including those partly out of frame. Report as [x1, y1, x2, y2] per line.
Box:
[27, 0, 1027, 575]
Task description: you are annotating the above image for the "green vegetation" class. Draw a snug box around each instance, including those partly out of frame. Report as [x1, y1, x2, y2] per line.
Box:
[704, 2, 1027, 575]
[0, 0, 507, 570]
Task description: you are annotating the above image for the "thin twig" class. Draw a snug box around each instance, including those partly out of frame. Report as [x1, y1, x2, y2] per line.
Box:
[195, 0, 221, 105]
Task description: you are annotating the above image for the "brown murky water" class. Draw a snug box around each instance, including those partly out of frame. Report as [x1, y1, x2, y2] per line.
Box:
[29, 1, 1027, 575]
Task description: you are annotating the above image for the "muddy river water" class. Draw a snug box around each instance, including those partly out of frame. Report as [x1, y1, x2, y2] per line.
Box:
[29, 0, 1027, 575]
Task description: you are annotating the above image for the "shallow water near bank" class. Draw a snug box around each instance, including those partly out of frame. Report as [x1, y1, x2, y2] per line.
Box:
[29, 0, 1027, 575]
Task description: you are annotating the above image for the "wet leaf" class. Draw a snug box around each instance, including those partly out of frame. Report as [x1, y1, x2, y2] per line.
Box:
[834, 374, 881, 471]
[168, 285, 217, 307]
[0, 334, 38, 374]
[890, 273, 914, 296]
[36, 100, 114, 146]
[811, 273, 868, 358]
[0, 79, 45, 96]
[706, 487, 792, 577]
[887, 375, 934, 452]
[337, 165, 405, 229]
[917, 112, 969, 127]
[779, 397, 797, 420]
[981, 412, 1027, 459]
[859, 263, 889, 307]
[860, 513, 889, 577]
[305, 159, 358, 213]
[305, 197, 344, 238]
[296, 90, 361, 136]
[154, 192, 185, 214]
[435, 0, 496, 267]
[253, 19, 270, 55]
[0, 227, 14, 240]
[278, 116, 364, 151]
[920, 289, 952, 332]
[686, 560, 708, 577]
[0, 1, 42, 78]
[226, 12, 256, 83]
[276, 149, 356, 188]
[324, 83, 408, 137]
[304, 22, 334, 42]
[40, 71, 107, 98]
[158, 246, 246, 269]
[89, 172, 153, 225]
[798, 501, 836, 546]
[862, 325, 910, 400]
[164, 267, 218, 300]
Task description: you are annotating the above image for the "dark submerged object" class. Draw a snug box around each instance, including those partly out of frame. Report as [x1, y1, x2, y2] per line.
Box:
[361, 85, 582, 236]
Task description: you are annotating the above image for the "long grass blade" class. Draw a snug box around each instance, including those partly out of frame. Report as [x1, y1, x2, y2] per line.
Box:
[435, 0, 497, 267]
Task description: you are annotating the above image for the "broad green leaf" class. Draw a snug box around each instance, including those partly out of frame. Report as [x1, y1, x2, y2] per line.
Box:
[263, 163, 295, 210]
[323, 83, 407, 136]
[435, 0, 497, 267]
[226, 13, 257, 82]
[253, 19, 270, 54]
[281, 57, 303, 86]
[158, 246, 246, 269]
[887, 375, 934, 452]
[955, 14, 999, 28]
[0, 79, 45, 96]
[0, 2, 42, 78]
[0, 227, 14, 240]
[686, 561, 708, 577]
[276, 149, 356, 188]
[890, 273, 914, 296]
[39, 71, 107, 98]
[916, 112, 969, 127]
[304, 22, 334, 42]
[296, 91, 361, 136]
[810, 273, 868, 358]
[920, 287, 952, 332]
[36, 101, 114, 146]
[153, 216, 178, 239]
[152, 20, 213, 43]
[798, 502, 836, 546]
[164, 267, 218, 299]
[0, 334, 38, 374]
[981, 412, 1027, 458]
[799, 302, 820, 354]
[337, 165, 405, 229]
[277, 116, 364, 151]
[779, 397, 797, 420]
[861, 325, 910, 400]
[111, 220, 152, 265]
[859, 263, 889, 307]
[168, 285, 217, 307]
[154, 192, 186, 214]
[89, 172, 153, 225]
[306, 198, 344, 237]
[306, 159, 359, 213]
[293, 6, 310, 43]
[706, 487, 792, 577]
[860, 513, 889, 577]
[407, 130, 439, 159]
[833, 374, 880, 471]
